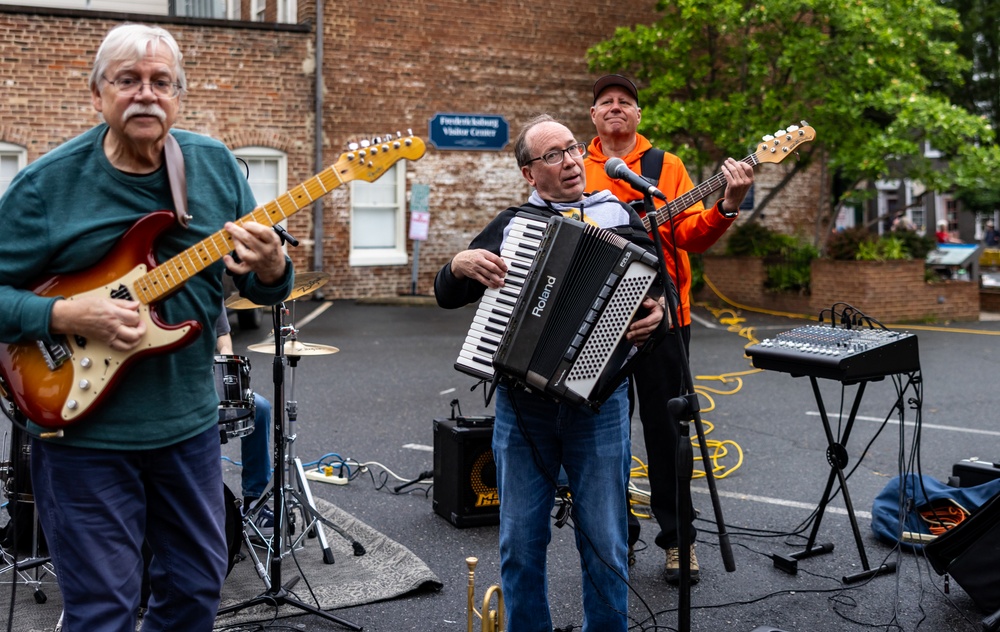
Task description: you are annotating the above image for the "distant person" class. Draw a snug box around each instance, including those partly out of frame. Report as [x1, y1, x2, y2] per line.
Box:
[936, 219, 960, 244]
[984, 221, 999, 247]
[892, 214, 916, 232]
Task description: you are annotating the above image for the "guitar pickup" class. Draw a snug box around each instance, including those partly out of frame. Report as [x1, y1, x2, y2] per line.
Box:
[37, 337, 71, 370]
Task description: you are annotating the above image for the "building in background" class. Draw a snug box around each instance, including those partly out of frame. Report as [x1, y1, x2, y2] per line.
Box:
[0, 0, 819, 298]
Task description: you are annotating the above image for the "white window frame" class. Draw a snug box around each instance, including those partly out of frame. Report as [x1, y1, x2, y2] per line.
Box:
[231, 146, 288, 225]
[275, 0, 296, 22]
[349, 163, 408, 267]
[0, 142, 28, 198]
[251, 0, 266, 21]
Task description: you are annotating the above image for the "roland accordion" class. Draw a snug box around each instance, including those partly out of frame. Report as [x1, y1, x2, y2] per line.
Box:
[454, 212, 659, 410]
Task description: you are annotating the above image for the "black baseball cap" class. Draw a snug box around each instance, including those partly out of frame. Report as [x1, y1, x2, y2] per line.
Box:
[593, 74, 639, 106]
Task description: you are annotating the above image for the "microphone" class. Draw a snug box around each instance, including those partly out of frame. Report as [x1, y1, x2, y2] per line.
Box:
[604, 157, 667, 201]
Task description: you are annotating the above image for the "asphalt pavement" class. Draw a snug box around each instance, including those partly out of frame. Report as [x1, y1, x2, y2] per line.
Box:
[10, 297, 1000, 632]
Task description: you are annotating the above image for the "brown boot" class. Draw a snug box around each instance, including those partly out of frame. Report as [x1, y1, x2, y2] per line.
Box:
[665, 544, 700, 585]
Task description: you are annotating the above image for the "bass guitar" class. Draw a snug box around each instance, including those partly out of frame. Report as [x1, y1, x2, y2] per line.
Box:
[0, 133, 426, 429]
[639, 122, 815, 232]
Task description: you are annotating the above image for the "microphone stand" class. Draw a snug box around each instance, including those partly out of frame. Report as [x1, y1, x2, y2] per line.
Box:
[641, 190, 735, 632]
[217, 229, 361, 631]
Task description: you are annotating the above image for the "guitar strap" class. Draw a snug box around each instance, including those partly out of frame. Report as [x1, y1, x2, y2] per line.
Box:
[163, 133, 192, 229]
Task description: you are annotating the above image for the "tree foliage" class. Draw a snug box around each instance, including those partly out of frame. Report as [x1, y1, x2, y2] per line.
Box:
[587, 0, 1000, 238]
[937, 0, 1000, 213]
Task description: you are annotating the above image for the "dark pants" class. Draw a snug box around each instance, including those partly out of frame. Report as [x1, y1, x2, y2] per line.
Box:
[31, 427, 227, 632]
[630, 324, 697, 550]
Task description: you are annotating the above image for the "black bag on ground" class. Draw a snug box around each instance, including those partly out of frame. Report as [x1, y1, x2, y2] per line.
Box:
[924, 489, 1000, 612]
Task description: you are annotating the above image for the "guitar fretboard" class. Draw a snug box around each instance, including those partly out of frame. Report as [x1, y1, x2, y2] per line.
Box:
[640, 153, 760, 233]
[133, 166, 345, 304]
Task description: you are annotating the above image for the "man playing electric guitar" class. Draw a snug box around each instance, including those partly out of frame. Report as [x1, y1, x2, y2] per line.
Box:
[0, 23, 293, 631]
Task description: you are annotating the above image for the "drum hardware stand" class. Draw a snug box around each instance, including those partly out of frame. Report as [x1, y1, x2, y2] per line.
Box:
[218, 301, 362, 631]
[640, 191, 736, 632]
[0, 418, 57, 609]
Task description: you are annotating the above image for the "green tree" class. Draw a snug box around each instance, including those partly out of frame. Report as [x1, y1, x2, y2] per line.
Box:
[588, 0, 1000, 244]
[937, 0, 1000, 214]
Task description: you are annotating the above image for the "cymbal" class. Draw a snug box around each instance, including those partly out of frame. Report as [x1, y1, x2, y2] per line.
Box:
[246, 340, 340, 357]
[224, 272, 332, 310]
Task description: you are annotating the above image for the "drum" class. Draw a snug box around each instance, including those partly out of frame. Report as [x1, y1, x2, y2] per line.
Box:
[213, 355, 255, 439]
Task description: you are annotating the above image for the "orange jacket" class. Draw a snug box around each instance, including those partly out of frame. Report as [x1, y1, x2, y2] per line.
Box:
[585, 134, 735, 327]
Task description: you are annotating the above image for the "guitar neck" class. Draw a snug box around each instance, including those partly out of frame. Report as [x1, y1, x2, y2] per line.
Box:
[133, 166, 346, 304]
[641, 153, 760, 233]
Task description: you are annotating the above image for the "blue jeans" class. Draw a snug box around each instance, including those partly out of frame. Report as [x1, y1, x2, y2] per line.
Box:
[240, 392, 272, 499]
[493, 381, 631, 632]
[31, 427, 227, 632]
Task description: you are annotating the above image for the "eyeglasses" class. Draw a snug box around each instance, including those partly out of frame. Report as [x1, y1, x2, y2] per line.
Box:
[525, 142, 587, 166]
[102, 75, 182, 98]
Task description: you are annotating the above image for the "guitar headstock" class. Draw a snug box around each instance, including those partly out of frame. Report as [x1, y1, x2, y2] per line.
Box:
[335, 131, 427, 183]
[755, 122, 815, 164]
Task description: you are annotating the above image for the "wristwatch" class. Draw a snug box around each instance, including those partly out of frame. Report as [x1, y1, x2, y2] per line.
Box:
[718, 201, 738, 219]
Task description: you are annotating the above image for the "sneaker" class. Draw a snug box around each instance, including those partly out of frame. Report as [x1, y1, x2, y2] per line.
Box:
[627, 543, 636, 567]
[665, 544, 700, 585]
[250, 504, 274, 540]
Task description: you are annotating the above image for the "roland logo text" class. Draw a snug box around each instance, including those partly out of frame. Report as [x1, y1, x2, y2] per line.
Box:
[531, 276, 557, 317]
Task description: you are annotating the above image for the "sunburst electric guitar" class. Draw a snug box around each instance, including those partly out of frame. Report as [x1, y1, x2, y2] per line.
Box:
[0, 133, 426, 429]
[638, 122, 815, 232]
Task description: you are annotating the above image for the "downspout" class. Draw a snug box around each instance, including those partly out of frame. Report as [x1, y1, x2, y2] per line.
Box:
[311, 0, 325, 275]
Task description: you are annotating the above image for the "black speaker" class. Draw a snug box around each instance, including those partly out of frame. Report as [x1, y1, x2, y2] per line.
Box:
[951, 458, 1000, 488]
[433, 417, 499, 528]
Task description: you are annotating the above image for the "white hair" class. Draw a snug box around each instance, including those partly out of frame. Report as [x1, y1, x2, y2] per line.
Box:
[89, 23, 186, 95]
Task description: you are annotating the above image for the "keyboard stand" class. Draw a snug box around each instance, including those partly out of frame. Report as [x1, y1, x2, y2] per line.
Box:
[771, 376, 896, 583]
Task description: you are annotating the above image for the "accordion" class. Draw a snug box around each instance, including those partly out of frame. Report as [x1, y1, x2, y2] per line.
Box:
[454, 212, 659, 410]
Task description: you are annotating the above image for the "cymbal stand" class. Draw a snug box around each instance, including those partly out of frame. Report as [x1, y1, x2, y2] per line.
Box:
[281, 330, 363, 562]
[217, 303, 361, 631]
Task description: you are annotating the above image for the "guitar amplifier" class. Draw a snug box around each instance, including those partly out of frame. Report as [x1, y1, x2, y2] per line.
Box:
[433, 417, 500, 528]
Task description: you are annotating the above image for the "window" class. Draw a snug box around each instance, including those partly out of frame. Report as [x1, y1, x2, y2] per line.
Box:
[169, 0, 227, 18]
[275, 0, 296, 22]
[349, 163, 408, 266]
[231, 146, 288, 220]
[0, 143, 27, 198]
[251, 0, 266, 21]
[945, 197, 959, 231]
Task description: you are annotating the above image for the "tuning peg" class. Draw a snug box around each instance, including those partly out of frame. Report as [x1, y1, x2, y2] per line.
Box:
[348, 141, 359, 151]
[761, 134, 775, 142]
[800, 120, 809, 127]
[786, 124, 800, 132]
[360, 139, 371, 148]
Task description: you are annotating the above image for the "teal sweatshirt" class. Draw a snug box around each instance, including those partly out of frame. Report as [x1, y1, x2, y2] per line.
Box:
[0, 125, 294, 449]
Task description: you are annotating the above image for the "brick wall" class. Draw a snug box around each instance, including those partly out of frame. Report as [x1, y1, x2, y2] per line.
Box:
[702, 256, 981, 322]
[1, 3, 828, 299]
